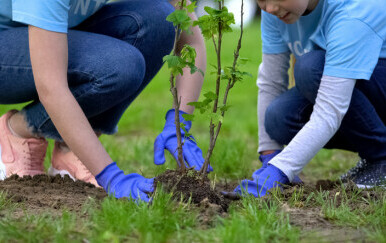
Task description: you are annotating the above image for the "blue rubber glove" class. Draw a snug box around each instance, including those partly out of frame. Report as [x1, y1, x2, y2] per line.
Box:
[154, 109, 213, 172]
[234, 164, 289, 197]
[253, 150, 303, 184]
[96, 162, 154, 202]
[252, 150, 281, 179]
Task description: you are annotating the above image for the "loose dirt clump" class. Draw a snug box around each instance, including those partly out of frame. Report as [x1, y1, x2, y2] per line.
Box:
[154, 169, 232, 213]
[0, 174, 106, 217]
[315, 179, 340, 191]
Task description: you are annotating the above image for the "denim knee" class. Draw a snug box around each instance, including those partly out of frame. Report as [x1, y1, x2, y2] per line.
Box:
[66, 27, 147, 96]
[113, 0, 175, 52]
[110, 0, 175, 87]
[294, 50, 325, 102]
[138, 0, 175, 74]
[264, 102, 292, 145]
[95, 46, 146, 96]
[144, 0, 175, 50]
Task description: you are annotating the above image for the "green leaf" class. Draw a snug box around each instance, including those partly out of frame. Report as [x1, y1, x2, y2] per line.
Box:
[181, 45, 197, 64]
[187, 101, 203, 108]
[219, 104, 231, 112]
[166, 10, 192, 31]
[209, 112, 223, 124]
[180, 123, 191, 137]
[188, 64, 198, 74]
[163, 55, 181, 68]
[163, 55, 184, 76]
[186, 1, 197, 13]
[204, 91, 218, 100]
[182, 113, 195, 121]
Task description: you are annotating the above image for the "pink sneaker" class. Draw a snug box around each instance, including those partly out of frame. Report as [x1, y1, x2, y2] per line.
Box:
[0, 110, 48, 180]
[48, 142, 99, 187]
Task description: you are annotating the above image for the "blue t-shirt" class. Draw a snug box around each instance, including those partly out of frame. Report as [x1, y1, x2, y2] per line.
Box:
[0, 0, 109, 33]
[262, 0, 386, 80]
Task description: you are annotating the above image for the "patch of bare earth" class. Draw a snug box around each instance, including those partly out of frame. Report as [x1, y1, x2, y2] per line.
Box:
[275, 180, 384, 242]
[282, 206, 366, 242]
[0, 174, 106, 218]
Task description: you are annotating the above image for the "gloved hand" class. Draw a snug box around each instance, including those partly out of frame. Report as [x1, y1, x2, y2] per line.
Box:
[96, 162, 154, 202]
[234, 164, 289, 197]
[252, 150, 281, 179]
[253, 150, 302, 184]
[154, 109, 213, 172]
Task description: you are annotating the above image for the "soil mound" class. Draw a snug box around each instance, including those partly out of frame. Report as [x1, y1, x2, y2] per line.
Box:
[154, 169, 232, 212]
[0, 174, 106, 216]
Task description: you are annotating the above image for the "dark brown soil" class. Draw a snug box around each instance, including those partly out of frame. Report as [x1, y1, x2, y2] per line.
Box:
[0, 174, 383, 241]
[154, 169, 232, 212]
[0, 174, 106, 217]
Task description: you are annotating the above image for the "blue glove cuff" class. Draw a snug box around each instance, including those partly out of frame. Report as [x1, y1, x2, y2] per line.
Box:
[95, 161, 121, 191]
[165, 109, 192, 131]
[259, 150, 281, 165]
[264, 164, 290, 185]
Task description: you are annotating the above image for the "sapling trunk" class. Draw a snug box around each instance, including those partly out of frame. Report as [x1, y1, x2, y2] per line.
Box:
[200, 0, 223, 175]
[168, 0, 187, 172]
[200, 0, 245, 176]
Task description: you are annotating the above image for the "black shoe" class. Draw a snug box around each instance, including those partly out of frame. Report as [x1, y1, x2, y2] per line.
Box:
[340, 159, 368, 182]
[340, 159, 386, 188]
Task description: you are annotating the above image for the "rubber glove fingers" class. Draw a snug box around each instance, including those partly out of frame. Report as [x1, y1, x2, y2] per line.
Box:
[154, 134, 166, 165]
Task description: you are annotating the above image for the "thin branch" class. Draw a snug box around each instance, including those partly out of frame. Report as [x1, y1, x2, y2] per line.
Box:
[200, 0, 224, 175]
[168, 0, 187, 172]
[213, 0, 244, 143]
[201, 0, 245, 175]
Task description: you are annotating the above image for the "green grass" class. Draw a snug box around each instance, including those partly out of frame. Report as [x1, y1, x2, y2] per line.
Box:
[320, 188, 386, 241]
[206, 198, 300, 243]
[1, 19, 384, 242]
[0, 191, 301, 242]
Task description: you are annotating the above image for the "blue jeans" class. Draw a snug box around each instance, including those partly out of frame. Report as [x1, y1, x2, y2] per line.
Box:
[0, 0, 175, 140]
[265, 50, 386, 161]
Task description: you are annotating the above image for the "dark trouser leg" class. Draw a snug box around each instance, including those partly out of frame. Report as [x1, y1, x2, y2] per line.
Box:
[74, 0, 176, 133]
[0, 0, 175, 139]
[265, 50, 386, 160]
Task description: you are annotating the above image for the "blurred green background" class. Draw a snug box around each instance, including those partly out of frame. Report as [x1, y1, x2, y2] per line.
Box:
[0, 20, 357, 183]
[1, 16, 379, 243]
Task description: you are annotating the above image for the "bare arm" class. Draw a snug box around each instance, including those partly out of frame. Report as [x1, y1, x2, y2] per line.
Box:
[29, 26, 112, 175]
[170, 0, 206, 114]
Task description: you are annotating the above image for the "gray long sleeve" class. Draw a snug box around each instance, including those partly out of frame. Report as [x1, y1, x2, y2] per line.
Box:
[257, 52, 291, 152]
[269, 76, 356, 181]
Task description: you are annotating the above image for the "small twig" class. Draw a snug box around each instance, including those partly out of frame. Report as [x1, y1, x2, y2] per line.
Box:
[171, 174, 185, 193]
[213, 0, 244, 144]
[201, 0, 245, 176]
[200, 0, 224, 176]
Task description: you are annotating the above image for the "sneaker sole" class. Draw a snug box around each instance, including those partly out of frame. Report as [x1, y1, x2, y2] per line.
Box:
[355, 183, 386, 189]
[0, 145, 6, 180]
[48, 166, 76, 181]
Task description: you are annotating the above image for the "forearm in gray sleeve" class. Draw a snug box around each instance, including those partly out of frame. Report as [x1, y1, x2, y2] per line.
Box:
[257, 52, 291, 152]
[269, 76, 356, 181]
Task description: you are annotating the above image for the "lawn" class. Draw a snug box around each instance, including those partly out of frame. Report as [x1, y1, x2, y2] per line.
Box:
[0, 20, 385, 242]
